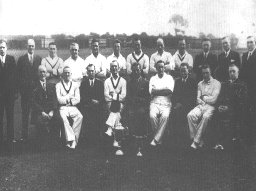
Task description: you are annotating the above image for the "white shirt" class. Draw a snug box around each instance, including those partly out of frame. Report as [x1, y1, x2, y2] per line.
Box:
[28, 53, 34, 63]
[173, 50, 193, 68]
[126, 51, 149, 75]
[41, 55, 64, 76]
[85, 53, 107, 78]
[107, 53, 126, 71]
[248, 47, 256, 59]
[149, 73, 174, 106]
[150, 51, 175, 74]
[56, 80, 80, 107]
[224, 49, 231, 57]
[63, 56, 86, 82]
[0, 54, 6, 63]
[104, 76, 126, 102]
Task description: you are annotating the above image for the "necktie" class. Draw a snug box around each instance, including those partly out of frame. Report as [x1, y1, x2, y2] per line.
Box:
[30, 54, 33, 65]
[204, 53, 207, 60]
[91, 80, 94, 87]
[0, 56, 4, 67]
[42, 82, 46, 91]
[247, 52, 251, 60]
[225, 52, 228, 57]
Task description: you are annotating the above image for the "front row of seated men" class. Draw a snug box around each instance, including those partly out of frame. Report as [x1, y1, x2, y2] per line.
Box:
[32, 59, 247, 153]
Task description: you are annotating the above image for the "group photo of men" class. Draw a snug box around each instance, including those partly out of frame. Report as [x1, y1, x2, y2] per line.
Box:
[0, 34, 255, 157]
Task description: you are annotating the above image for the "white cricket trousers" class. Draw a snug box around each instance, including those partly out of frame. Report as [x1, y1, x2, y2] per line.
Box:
[187, 104, 215, 144]
[59, 106, 83, 143]
[150, 103, 171, 143]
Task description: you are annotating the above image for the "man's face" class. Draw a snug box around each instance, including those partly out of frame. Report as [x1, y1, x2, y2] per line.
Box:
[70, 44, 79, 59]
[202, 41, 211, 52]
[229, 66, 239, 81]
[222, 39, 230, 52]
[49, 44, 57, 57]
[180, 65, 189, 79]
[92, 42, 99, 55]
[27, 41, 35, 54]
[0, 42, 7, 56]
[156, 62, 165, 76]
[110, 62, 119, 76]
[62, 69, 72, 81]
[131, 64, 141, 78]
[134, 40, 141, 53]
[113, 43, 121, 55]
[202, 68, 211, 81]
[38, 67, 47, 81]
[157, 41, 164, 53]
[87, 66, 96, 79]
[178, 40, 186, 51]
[247, 37, 256, 51]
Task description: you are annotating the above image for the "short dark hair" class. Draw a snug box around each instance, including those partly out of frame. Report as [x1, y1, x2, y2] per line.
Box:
[0, 39, 7, 46]
[201, 64, 211, 71]
[91, 38, 99, 45]
[155, 60, 165, 68]
[180, 62, 189, 69]
[202, 37, 211, 43]
[114, 39, 121, 44]
[229, 64, 239, 71]
[48, 42, 57, 47]
[86, 64, 95, 70]
[178, 37, 186, 43]
[133, 36, 141, 43]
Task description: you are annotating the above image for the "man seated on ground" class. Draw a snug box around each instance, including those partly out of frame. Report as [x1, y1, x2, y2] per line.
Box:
[56, 66, 83, 149]
[80, 64, 104, 145]
[213, 64, 247, 150]
[149, 60, 174, 146]
[104, 60, 127, 155]
[187, 65, 221, 150]
[127, 62, 150, 155]
[32, 65, 61, 149]
[172, 63, 197, 143]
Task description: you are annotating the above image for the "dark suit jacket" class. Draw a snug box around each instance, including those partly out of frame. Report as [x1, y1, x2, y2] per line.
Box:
[240, 50, 256, 102]
[80, 78, 104, 108]
[0, 54, 17, 96]
[215, 50, 241, 82]
[172, 77, 197, 111]
[32, 80, 57, 114]
[194, 52, 218, 82]
[17, 53, 42, 95]
[127, 76, 150, 110]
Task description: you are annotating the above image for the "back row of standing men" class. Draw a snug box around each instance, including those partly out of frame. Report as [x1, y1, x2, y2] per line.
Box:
[0, 36, 255, 152]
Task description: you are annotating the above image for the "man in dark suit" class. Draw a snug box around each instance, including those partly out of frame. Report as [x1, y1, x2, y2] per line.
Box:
[17, 39, 42, 141]
[127, 63, 150, 156]
[213, 64, 247, 150]
[32, 65, 60, 149]
[240, 36, 256, 146]
[215, 36, 241, 82]
[172, 62, 197, 143]
[80, 64, 104, 144]
[194, 38, 218, 82]
[0, 39, 18, 144]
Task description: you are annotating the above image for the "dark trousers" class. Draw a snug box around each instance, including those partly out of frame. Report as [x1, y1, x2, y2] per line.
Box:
[0, 93, 15, 142]
[21, 91, 32, 140]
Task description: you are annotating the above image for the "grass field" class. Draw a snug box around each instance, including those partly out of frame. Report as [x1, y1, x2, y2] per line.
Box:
[1, 47, 255, 191]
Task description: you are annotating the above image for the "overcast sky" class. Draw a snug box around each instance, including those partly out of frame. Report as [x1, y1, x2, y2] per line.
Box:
[0, 0, 256, 40]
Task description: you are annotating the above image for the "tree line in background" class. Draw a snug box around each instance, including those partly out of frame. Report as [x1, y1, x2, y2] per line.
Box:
[2, 32, 239, 50]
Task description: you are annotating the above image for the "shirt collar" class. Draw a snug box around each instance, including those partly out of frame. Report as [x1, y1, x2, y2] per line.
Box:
[157, 50, 165, 56]
[176, 50, 188, 57]
[203, 77, 213, 85]
[133, 51, 143, 57]
[224, 49, 231, 57]
[249, 47, 256, 55]
[0, 54, 6, 63]
[182, 76, 188, 82]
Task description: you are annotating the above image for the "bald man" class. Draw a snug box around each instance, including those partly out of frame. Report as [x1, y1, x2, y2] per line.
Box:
[32, 65, 61, 148]
[17, 39, 42, 141]
[150, 38, 174, 76]
[56, 66, 83, 149]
